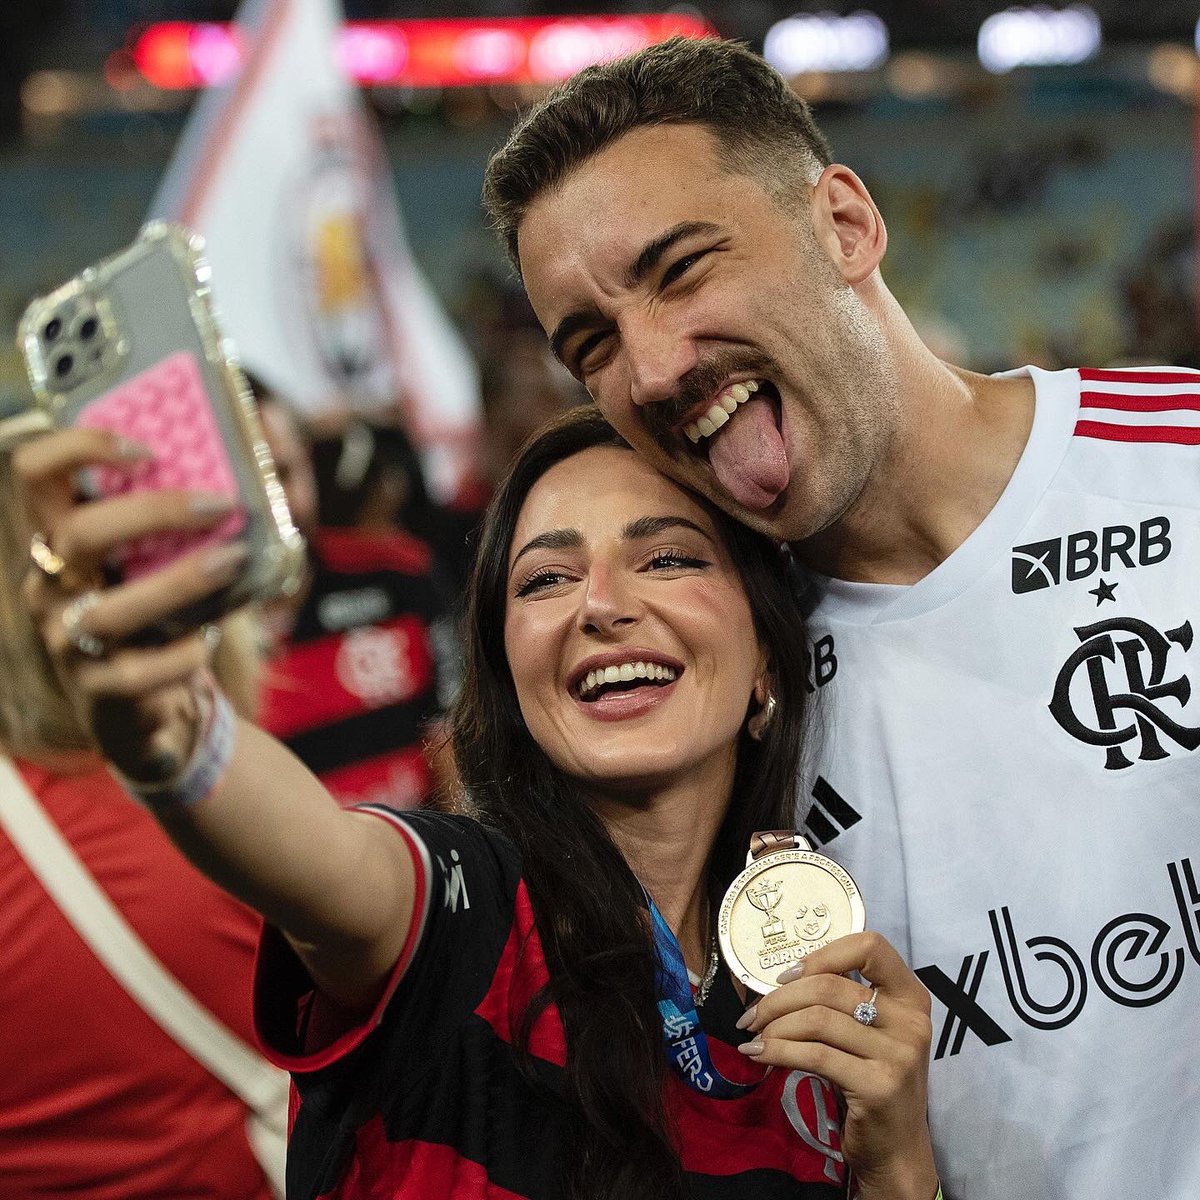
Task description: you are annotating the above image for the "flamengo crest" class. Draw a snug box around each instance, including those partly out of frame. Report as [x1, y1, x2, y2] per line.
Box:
[1049, 616, 1200, 770]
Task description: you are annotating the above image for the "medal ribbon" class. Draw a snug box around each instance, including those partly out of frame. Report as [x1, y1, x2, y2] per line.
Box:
[645, 893, 758, 1099]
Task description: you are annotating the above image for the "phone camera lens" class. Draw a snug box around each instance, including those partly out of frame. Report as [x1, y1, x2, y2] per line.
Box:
[54, 354, 74, 379]
[44, 317, 62, 342]
[79, 316, 99, 341]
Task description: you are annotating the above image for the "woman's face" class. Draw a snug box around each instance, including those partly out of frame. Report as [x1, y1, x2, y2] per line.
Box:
[504, 446, 766, 795]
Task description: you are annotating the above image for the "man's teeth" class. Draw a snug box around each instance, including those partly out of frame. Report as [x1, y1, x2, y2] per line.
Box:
[578, 661, 678, 697]
[684, 380, 760, 444]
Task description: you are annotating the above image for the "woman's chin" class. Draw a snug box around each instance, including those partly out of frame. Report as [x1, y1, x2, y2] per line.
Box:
[559, 745, 685, 793]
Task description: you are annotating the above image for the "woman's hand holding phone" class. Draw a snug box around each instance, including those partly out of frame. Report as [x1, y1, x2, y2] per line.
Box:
[15, 426, 248, 782]
[16, 423, 422, 1015]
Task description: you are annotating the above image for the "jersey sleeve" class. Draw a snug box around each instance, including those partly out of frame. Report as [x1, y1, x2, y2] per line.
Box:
[254, 808, 521, 1073]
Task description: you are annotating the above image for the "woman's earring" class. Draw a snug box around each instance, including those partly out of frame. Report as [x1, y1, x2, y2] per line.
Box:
[748, 693, 777, 741]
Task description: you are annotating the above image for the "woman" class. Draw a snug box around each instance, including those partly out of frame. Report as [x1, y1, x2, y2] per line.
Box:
[0, 433, 279, 1199]
[15, 407, 936, 1200]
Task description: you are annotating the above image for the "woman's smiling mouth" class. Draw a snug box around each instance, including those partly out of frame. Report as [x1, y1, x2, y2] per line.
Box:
[577, 659, 679, 699]
[570, 653, 684, 720]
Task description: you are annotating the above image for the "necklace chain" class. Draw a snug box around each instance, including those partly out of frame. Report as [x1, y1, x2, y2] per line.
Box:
[694, 938, 720, 1007]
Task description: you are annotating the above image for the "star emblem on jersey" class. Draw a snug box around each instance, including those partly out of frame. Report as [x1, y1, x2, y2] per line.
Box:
[1088, 579, 1118, 605]
[1049, 617, 1200, 770]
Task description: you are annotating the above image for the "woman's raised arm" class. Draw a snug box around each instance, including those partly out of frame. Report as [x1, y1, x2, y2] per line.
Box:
[14, 426, 417, 1012]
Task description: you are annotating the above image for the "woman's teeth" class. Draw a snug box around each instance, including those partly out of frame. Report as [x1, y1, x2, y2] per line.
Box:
[684, 380, 760, 444]
[578, 661, 678, 698]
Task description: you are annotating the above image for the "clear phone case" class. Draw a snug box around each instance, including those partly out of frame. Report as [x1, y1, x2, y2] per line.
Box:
[18, 222, 305, 638]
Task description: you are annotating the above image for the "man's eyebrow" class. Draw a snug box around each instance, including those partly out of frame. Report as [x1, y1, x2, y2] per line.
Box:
[623, 515, 714, 543]
[510, 527, 583, 573]
[624, 221, 721, 290]
[547, 222, 722, 367]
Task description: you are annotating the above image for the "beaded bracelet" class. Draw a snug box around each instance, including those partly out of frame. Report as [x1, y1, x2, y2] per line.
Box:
[116, 679, 236, 811]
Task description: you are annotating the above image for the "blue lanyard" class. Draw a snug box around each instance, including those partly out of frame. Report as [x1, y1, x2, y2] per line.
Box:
[646, 894, 759, 1099]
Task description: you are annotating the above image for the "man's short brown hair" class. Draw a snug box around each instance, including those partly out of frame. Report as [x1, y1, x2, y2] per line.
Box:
[483, 37, 833, 270]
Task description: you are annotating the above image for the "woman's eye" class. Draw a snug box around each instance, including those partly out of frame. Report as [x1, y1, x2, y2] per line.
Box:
[646, 550, 709, 572]
[515, 569, 570, 597]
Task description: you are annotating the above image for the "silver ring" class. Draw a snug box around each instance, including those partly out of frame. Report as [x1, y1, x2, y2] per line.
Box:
[852, 987, 879, 1027]
[30, 533, 68, 581]
[62, 591, 106, 659]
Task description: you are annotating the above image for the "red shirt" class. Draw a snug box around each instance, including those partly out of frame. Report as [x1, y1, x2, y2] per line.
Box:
[0, 758, 273, 1199]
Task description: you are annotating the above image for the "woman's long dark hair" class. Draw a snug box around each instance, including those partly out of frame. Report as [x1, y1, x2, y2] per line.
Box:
[449, 407, 809, 1200]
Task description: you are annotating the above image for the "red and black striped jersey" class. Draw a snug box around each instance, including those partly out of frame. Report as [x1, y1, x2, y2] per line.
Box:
[259, 528, 458, 809]
[255, 810, 848, 1200]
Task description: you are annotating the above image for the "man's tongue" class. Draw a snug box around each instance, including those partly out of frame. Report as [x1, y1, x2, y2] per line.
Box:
[706, 396, 789, 511]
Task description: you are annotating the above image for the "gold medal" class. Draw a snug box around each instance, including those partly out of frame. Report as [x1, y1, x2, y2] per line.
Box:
[717, 829, 865, 995]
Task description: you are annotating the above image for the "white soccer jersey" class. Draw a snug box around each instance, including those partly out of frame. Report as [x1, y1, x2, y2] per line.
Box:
[800, 365, 1200, 1200]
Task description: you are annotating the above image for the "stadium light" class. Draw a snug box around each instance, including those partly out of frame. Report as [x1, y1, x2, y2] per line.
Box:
[977, 5, 1102, 74]
[763, 11, 890, 75]
[131, 15, 716, 90]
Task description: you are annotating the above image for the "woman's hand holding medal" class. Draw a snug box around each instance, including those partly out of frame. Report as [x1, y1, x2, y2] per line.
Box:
[736, 930, 938, 1200]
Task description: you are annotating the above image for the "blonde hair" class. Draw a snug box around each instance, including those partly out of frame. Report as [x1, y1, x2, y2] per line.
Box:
[0, 448, 262, 763]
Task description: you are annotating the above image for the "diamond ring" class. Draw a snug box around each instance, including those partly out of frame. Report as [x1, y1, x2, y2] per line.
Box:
[852, 987, 879, 1027]
[62, 591, 106, 659]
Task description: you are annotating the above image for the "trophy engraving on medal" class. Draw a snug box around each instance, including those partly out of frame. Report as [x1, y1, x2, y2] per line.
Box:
[747, 878, 785, 938]
[718, 830, 866, 994]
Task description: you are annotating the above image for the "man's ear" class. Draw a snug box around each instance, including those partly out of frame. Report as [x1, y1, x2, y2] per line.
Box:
[811, 163, 887, 285]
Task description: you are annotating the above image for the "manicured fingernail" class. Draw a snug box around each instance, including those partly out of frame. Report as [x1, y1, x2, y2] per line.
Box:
[777, 963, 805, 984]
[115, 436, 153, 461]
[735, 1005, 758, 1030]
[203, 542, 249, 578]
[189, 492, 238, 517]
[738, 1039, 764, 1056]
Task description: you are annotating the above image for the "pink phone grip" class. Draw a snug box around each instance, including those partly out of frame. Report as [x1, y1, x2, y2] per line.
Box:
[76, 351, 247, 580]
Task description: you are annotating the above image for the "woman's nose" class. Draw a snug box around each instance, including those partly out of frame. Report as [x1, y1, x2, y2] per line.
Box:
[577, 567, 641, 635]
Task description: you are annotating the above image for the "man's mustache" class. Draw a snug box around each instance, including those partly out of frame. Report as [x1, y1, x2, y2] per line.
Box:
[642, 349, 776, 442]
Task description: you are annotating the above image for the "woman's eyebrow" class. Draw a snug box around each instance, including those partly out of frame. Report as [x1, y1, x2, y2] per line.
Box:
[623, 515, 714, 543]
[510, 515, 713, 575]
[510, 528, 583, 572]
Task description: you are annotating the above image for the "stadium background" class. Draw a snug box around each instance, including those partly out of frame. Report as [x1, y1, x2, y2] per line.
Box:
[0, 0, 1195, 410]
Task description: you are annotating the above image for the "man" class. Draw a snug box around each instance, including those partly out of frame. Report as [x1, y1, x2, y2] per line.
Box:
[482, 37, 1200, 1200]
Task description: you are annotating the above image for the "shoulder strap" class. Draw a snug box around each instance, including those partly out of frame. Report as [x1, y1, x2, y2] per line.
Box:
[0, 757, 286, 1114]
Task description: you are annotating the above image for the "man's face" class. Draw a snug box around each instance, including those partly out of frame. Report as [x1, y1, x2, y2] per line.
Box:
[517, 123, 895, 544]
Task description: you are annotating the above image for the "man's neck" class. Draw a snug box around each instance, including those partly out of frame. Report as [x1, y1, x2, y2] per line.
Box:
[800, 363, 1037, 585]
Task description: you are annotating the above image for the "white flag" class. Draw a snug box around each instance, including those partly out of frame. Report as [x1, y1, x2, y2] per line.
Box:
[151, 0, 481, 502]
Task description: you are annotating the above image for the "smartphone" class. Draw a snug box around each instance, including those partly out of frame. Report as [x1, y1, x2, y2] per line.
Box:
[17, 222, 305, 640]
